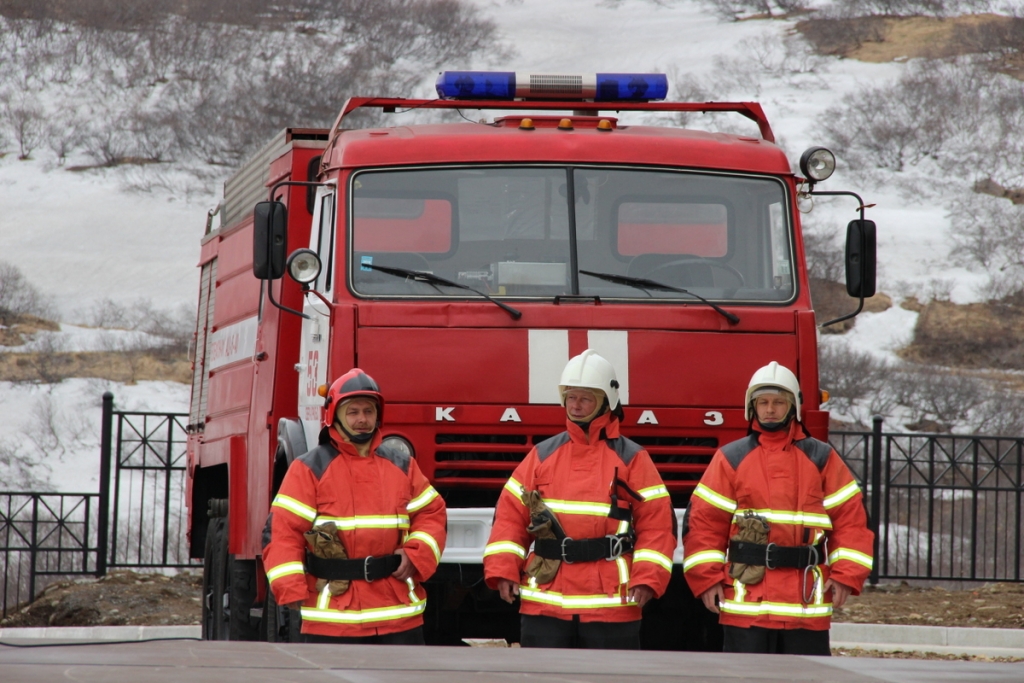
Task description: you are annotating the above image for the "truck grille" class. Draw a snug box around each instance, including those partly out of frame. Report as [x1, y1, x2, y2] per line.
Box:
[431, 433, 717, 489]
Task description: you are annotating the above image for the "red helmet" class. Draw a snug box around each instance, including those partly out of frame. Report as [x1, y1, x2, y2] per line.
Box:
[322, 368, 384, 429]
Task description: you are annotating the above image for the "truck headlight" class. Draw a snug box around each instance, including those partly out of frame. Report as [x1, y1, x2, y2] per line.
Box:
[381, 435, 415, 459]
[799, 147, 836, 183]
[286, 249, 322, 285]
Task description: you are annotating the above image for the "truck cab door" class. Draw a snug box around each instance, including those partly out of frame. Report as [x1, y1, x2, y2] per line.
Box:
[296, 186, 335, 449]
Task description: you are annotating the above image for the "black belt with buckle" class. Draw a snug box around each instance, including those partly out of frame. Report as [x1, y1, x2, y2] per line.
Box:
[305, 552, 402, 582]
[534, 534, 634, 563]
[728, 540, 826, 569]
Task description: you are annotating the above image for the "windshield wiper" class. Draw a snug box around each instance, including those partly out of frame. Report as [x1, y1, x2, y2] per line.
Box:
[364, 263, 522, 320]
[579, 269, 740, 325]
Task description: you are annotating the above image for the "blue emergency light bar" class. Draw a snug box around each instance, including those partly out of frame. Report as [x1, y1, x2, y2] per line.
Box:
[435, 71, 669, 102]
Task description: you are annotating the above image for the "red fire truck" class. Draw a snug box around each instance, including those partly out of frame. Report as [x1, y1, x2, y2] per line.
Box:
[186, 71, 875, 647]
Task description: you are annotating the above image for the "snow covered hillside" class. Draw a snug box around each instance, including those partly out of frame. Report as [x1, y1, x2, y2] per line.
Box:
[1, 0, 1021, 491]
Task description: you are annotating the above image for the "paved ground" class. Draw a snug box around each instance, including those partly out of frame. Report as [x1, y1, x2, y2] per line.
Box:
[1, 628, 1024, 682]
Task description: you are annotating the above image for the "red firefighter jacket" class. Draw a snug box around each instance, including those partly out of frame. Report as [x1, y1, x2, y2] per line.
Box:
[682, 420, 873, 631]
[484, 412, 676, 623]
[262, 428, 446, 637]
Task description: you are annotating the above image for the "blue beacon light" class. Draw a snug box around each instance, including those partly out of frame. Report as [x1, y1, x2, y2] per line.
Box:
[435, 72, 668, 101]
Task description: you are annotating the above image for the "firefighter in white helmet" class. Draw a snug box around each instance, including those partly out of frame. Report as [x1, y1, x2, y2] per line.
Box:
[484, 350, 676, 649]
[682, 361, 874, 655]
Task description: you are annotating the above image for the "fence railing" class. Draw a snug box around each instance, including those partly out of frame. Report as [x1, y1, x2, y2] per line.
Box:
[832, 417, 1024, 584]
[1, 393, 197, 619]
[4, 405, 1024, 619]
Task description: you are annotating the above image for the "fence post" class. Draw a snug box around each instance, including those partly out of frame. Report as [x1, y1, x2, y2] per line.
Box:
[869, 415, 883, 585]
[97, 392, 114, 577]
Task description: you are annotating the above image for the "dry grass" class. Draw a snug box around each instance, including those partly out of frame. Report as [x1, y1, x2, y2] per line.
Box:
[798, 14, 1019, 64]
[0, 350, 191, 384]
[899, 298, 1024, 371]
[810, 278, 892, 333]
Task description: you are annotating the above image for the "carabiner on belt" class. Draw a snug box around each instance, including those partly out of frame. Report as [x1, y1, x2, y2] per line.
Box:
[801, 544, 820, 604]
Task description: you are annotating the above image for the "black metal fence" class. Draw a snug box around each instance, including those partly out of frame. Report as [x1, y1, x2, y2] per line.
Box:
[832, 417, 1024, 584]
[1, 393, 197, 619]
[4, 402, 1024, 619]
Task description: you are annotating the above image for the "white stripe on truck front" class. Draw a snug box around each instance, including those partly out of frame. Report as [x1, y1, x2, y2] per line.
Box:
[528, 329, 629, 405]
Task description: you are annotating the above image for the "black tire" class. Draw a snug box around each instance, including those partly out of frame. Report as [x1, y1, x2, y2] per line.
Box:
[201, 517, 228, 640]
[228, 559, 259, 641]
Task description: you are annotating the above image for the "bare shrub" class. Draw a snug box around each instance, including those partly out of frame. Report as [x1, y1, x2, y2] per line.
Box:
[700, 0, 810, 21]
[802, 219, 845, 283]
[0, 439, 51, 491]
[948, 192, 1024, 299]
[0, 261, 53, 324]
[825, 0, 997, 17]
[2, 91, 46, 159]
[24, 333, 72, 384]
[797, 15, 888, 56]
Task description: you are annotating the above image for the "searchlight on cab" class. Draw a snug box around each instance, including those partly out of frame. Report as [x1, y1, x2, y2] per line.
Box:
[435, 71, 669, 101]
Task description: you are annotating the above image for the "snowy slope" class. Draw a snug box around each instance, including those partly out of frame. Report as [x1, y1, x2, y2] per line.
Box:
[0, 0, 994, 490]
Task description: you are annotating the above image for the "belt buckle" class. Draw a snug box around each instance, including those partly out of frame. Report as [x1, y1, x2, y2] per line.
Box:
[764, 542, 777, 570]
[561, 537, 574, 564]
[363, 556, 374, 582]
[605, 534, 625, 561]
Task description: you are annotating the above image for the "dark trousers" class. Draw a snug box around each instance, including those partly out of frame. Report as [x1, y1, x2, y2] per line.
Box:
[303, 625, 425, 645]
[520, 614, 641, 650]
[722, 625, 831, 656]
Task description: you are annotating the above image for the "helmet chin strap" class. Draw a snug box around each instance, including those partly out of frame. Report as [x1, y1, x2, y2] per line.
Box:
[755, 407, 795, 432]
[335, 419, 375, 444]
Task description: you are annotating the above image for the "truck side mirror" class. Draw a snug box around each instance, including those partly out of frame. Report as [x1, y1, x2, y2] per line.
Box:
[845, 219, 876, 298]
[253, 201, 287, 279]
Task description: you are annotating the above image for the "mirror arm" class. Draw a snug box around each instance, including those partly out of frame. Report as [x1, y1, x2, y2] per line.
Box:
[262, 180, 332, 320]
[808, 189, 869, 329]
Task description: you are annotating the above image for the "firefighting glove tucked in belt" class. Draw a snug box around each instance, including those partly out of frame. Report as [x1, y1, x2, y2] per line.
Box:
[303, 521, 350, 596]
[521, 490, 564, 585]
[728, 510, 770, 585]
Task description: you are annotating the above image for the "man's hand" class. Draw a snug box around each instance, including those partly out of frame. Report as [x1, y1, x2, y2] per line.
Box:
[392, 548, 415, 582]
[825, 579, 852, 609]
[628, 584, 655, 608]
[700, 583, 724, 614]
[497, 578, 520, 604]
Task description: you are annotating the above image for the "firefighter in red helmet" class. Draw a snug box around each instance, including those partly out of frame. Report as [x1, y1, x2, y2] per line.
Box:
[484, 350, 676, 649]
[682, 362, 873, 655]
[262, 369, 446, 644]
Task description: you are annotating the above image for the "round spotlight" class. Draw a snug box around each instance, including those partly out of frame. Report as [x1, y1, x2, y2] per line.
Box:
[799, 147, 836, 183]
[286, 249, 322, 284]
[381, 435, 415, 459]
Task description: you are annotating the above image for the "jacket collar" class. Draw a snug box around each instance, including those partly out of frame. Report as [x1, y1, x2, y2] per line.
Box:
[327, 425, 382, 456]
[566, 410, 619, 444]
[751, 418, 807, 449]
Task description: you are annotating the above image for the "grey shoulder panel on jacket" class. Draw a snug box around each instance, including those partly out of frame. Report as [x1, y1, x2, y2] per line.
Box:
[605, 436, 644, 465]
[535, 432, 571, 463]
[297, 444, 339, 480]
[376, 444, 411, 474]
[720, 434, 760, 470]
[794, 437, 833, 471]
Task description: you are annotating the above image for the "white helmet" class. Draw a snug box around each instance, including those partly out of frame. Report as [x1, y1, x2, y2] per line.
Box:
[559, 350, 620, 411]
[744, 361, 802, 421]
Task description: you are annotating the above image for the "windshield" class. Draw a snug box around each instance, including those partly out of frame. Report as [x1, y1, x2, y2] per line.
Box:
[349, 166, 794, 303]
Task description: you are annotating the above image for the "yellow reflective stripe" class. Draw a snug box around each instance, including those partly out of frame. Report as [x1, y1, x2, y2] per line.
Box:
[683, 549, 727, 571]
[693, 484, 737, 514]
[616, 519, 630, 535]
[272, 494, 317, 522]
[638, 484, 669, 501]
[733, 509, 832, 529]
[301, 597, 426, 624]
[313, 515, 410, 530]
[544, 499, 611, 516]
[483, 541, 526, 559]
[406, 531, 441, 563]
[633, 549, 673, 572]
[520, 587, 636, 609]
[407, 486, 440, 513]
[720, 600, 833, 618]
[266, 561, 305, 582]
[503, 477, 525, 502]
[616, 556, 630, 585]
[828, 547, 873, 569]
[823, 481, 861, 509]
[316, 583, 331, 609]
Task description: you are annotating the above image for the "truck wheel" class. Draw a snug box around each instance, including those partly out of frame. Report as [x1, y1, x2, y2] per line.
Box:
[228, 559, 259, 641]
[261, 588, 303, 642]
[201, 517, 228, 640]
